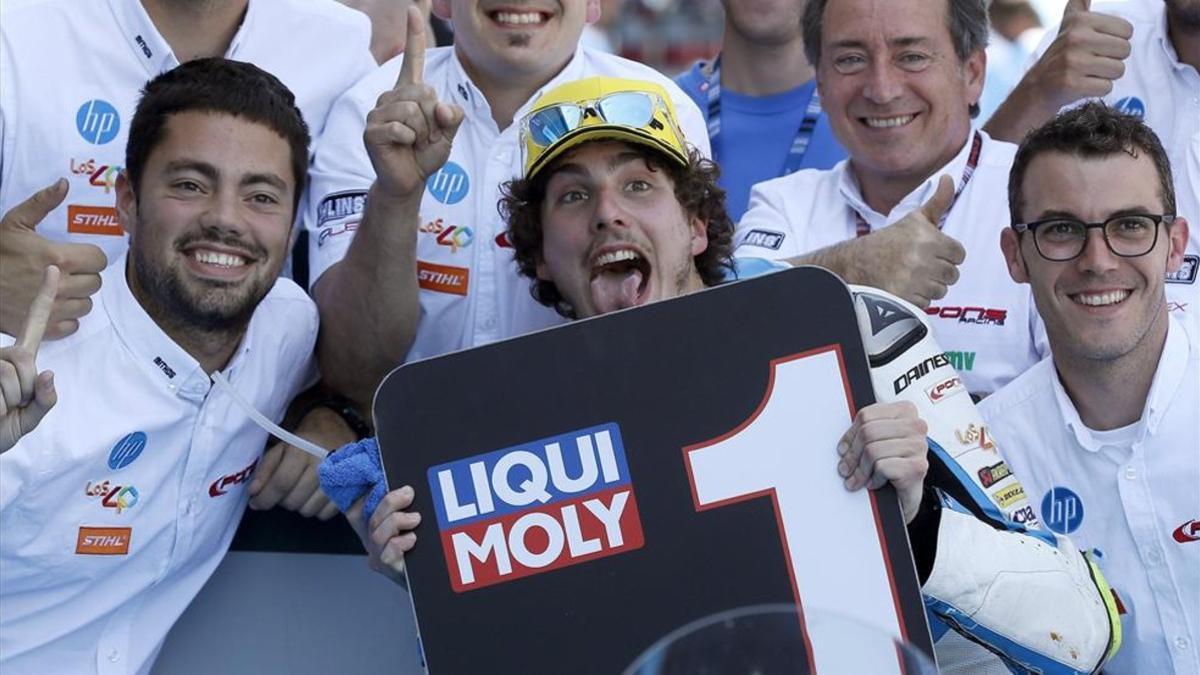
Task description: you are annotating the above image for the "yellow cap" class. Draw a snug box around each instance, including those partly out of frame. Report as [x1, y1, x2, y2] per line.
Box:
[521, 76, 690, 181]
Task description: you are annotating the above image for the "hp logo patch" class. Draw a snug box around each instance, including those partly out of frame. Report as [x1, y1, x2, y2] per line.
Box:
[75, 100, 121, 145]
[1114, 96, 1145, 118]
[426, 162, 470, 204]
[108, 432, 148, 470]
[1040, 486, 1084, 534]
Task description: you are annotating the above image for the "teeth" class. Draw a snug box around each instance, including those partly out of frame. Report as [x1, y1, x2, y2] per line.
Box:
[594, 250, 639, 268]
[193, 250, 246, 268]
[1072, 290, 1130, 306]
[494, 11, 543, 25]
[864, 115, 915, 128]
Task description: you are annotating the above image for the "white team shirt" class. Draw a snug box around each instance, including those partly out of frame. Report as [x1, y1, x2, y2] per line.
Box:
[0, 258, 318, 675]
[1033, 0, 1200, 337]
[306, 44, 711, 363]
[980, 317, 1200, 675]
[734, 130, 1039, 395]
[0, 0, 375, 263]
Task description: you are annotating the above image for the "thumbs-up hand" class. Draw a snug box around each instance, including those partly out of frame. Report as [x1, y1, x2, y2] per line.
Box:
[0, 265, 60, 453]
[0, 180, 106, 340]
[364, 5, 464, 201]
[1029, 0, 1133, 108]
[852, 176, 966, 308]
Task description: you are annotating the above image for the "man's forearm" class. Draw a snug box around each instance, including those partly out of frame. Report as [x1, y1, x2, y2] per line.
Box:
[783, 239, 865, 283]
[982, 76, 1064, 144]
[314, 185, 421, 406]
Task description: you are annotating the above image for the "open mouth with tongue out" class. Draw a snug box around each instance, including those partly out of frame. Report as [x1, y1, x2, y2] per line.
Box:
[589, 247, 651, 315]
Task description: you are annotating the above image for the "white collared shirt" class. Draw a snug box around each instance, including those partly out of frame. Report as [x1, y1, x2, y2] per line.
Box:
[980, 317, 1200, 675]
[0, 257, 318, 675]
[733, 130, 1039, 394]
[306, 44, 711, 363]
[1033, 1, 1200, 337]
[0, 0, 375, 263]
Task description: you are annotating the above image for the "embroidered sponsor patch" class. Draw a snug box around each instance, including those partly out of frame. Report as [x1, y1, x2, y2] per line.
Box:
[417, 261, 470, 296]
[76, 527, 131, 555]
[67, 205, 122, 236]
[741, 229, 786, 250]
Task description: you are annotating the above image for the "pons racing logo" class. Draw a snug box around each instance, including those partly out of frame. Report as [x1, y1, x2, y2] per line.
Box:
[430, 423, 644, 592]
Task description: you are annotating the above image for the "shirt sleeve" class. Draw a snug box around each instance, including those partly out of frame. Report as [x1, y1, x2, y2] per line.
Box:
[733, 179, 804, 260]
[304, 61, 400, 288]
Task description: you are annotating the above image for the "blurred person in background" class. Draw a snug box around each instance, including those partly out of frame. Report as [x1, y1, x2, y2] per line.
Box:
[305, 1, 710, 407]
[979, 0, 1044, 120]
[985, 0, 1199, 340]
[675, 0, 847, 221]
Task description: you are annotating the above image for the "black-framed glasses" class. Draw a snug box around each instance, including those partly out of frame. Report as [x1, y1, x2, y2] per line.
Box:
[1011, 214, 1175, 262]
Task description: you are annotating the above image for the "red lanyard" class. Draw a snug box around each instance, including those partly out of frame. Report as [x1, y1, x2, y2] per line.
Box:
[853, 131, 983, 237]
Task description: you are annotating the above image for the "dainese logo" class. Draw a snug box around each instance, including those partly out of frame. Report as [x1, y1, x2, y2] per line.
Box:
[429, 423, 644, 592]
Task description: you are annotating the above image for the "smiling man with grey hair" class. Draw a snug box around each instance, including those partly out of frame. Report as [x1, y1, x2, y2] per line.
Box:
[733, 0, 1043, 398]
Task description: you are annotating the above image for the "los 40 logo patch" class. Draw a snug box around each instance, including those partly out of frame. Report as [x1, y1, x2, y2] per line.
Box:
[429, 423, 644, 592]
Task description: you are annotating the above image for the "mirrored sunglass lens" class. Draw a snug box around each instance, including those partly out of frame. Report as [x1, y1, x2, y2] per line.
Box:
[529, 105, 583, 146]
[597, 92, 654, 127]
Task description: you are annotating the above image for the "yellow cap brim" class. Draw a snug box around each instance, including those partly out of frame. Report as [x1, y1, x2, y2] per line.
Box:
[526, 124, 689, 181]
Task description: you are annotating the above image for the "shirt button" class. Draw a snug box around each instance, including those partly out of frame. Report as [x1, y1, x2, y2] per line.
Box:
[1146, 548, 1161, 564]
[1124, 466, 1137, 480]
[1176, 637, 1191, 651]
[107, 648, 120, 662]
[483, 317, 496, 330]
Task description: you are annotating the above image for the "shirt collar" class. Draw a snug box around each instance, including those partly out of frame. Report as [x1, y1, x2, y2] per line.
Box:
[106, 0, 255, 76]
[1050, 316, 1191, 451]
[447, 43, 588, 131]
[108, 0, 177, 75]
[102, 255, 210, 398]
[838, 127, 983, 223]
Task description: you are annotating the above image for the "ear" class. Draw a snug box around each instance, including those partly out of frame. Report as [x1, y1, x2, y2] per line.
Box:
[115, 170, 138, 239]
[431, 0, 451, 21]
[1165, 216, 1190, 274]
[964, 48, 986, 111]
[999, 227, 1030, 284]
[689, 214, 709, 257]
[586, 0, 601, 24]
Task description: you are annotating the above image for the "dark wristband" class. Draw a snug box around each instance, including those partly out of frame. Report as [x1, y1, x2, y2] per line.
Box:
[297, 395, 372, 441]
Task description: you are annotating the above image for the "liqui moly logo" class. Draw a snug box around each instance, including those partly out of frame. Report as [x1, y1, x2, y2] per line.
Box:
[429, 423, 644, 592]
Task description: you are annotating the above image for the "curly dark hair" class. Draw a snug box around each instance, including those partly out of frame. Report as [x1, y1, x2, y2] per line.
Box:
[499, 143, 735, 319]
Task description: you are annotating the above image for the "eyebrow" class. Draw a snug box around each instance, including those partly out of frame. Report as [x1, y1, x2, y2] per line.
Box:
[549, 151, 649, 181]
[164, 159, 288, 192]
[829, 36, 931, 50]
[1033, 206, 1160, 221]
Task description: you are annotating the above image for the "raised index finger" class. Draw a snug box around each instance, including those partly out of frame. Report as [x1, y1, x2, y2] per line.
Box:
[18, 265, 60, 355]
[395, 5, 427, 88]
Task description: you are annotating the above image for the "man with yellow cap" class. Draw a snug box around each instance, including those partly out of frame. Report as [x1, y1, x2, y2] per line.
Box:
[331, 76, 1123, 674]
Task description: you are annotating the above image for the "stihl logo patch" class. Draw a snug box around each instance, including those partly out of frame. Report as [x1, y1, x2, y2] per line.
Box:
[67, 205, 122, 235]
[76, 526, 131, 555]
[417, 261, 469, 296]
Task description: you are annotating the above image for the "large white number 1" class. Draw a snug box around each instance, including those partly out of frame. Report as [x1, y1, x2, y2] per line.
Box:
[684, 347, 909, 673]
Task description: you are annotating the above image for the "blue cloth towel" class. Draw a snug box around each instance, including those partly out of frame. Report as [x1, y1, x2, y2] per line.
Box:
[319, 437, 386, 521]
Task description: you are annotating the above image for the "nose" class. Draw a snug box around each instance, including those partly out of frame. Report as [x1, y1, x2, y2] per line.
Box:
[590, 187, 629, 233]
[197, 190, 248, 236]
[862, 59, 904, 105]
[1076, 228, 1120, 275]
